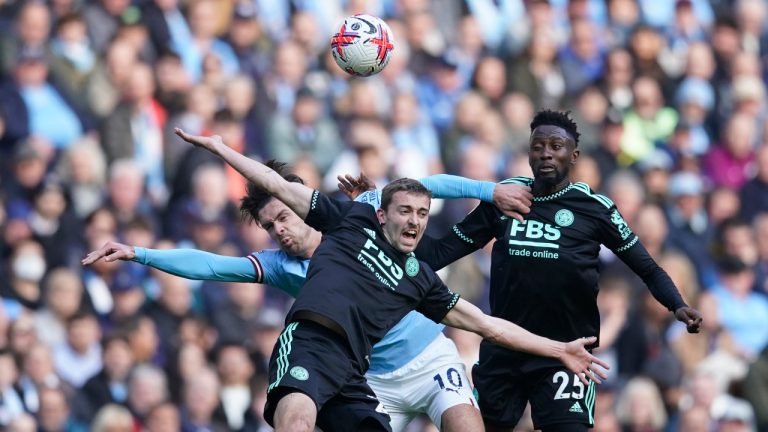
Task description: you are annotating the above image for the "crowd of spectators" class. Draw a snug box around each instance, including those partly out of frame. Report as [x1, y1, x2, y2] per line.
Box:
[0, 0, 768, 431]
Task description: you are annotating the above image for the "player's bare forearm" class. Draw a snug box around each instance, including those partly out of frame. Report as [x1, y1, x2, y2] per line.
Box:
[175, 128, 313, 218]
[443, 299, 608, 384]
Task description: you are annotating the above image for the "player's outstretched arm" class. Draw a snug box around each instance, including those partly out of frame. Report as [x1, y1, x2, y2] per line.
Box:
[82, 241, 257, 282]
[442, 298, 609, 385]
[175, 128, 313, 219]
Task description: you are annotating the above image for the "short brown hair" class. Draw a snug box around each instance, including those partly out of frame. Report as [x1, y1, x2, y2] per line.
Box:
[380, 178, 432, 211]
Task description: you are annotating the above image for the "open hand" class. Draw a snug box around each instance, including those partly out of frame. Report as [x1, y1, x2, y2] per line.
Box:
[82, 241, 136, 266]
[337, 172, 376, 200]
[492, 183, 532, 222]
[561, 336, 610, 385]
[174, 128, 224, 152]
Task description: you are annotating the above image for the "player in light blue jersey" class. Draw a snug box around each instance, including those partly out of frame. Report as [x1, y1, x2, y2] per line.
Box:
[83, 163, 535, 432]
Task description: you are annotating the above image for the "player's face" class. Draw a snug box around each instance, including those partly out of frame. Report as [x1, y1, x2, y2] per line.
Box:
[528, 125, 579, 187]
[376, 191, 430, 253]
[257, 199, 315, 257]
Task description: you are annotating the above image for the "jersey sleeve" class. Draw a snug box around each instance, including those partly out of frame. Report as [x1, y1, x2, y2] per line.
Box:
[595, 204, 639, 253]
[419, 174, 496, 202]
[415, 201, 498, 270]
[249, 251, 307, 298]
[354, 190, 381, 209]
[304, 190, 356, 232]
[416, 274, 461, 323]
[615, 240, 688, 312]
[134, 247, 257, 282]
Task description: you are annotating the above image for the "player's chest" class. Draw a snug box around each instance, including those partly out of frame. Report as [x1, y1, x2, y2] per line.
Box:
[494, 206, 597, 258]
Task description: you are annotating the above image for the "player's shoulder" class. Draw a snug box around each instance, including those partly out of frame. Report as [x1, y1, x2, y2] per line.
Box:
[567, 182, 616, 210]
[499, 176, 534, 186]
[252, 249, 305, 265]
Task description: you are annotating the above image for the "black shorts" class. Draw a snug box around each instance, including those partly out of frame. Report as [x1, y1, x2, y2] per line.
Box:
[472, 344, 597, 429]
[263, 320, 391, 432]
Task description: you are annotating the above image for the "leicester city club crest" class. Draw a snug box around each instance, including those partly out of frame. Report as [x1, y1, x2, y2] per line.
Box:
[554, 209, 574, 227]
[405, 256, 419, 277]
[290, 366, 309, 381]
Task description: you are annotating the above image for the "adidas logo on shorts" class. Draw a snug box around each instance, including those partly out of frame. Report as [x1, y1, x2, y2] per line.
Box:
[569, 402, 583, 413]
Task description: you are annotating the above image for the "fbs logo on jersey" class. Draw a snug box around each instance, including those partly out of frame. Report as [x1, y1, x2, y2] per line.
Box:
[290, 366, 309, 381]
[569, 402, 583, 413]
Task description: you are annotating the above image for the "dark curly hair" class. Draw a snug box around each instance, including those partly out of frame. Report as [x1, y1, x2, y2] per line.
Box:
[239, 160, 304, 223]
[530, 109, 581, 147]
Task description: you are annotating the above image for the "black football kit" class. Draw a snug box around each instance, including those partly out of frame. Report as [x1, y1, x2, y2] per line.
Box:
[264, 190, 460, 431]
[416, 178, 687, 429]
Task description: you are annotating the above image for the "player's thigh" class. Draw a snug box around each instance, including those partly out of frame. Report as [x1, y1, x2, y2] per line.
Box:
[528, 367, 597, 430]
[366, 373, 416, 432]
[427, 362, 478, 430]
[317, 372, 392, 432]
[472, 360, 529, 429]
[264, 322, 351, 427]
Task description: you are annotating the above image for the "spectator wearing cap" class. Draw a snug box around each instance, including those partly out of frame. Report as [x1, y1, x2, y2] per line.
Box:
[105, 264, 146, 331]
[416, 51, 471, 132]
[703, 113, 757, 190]
[675, 77, 715, 155]
[0, 45, 86, 150]
[665, 171, 718, 288]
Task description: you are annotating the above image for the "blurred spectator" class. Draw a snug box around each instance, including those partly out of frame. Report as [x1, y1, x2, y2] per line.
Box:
[144, 401, 181, 432]
[48, 13, 97, 114]
[391, 91, 443, 176]
[635, 149, 673, 204]
[84, 38, 138, 120]
[54, 136, 107, 219]
[614, 376, 668, 432]
[78, 333, 134, 418]
[37, 385, 87, 432]
[140, 0, 191, 57]
[105, 159, 157, 234]
[0, 348, 24, 427]
[90, 403, 133, 432]
[180, 366, 228, 432]
[706, 186, 742, 228]
[699, 257, 768, 361]
[124, 315, 160, 366]
[215, 344, 255, 430]
[34, 268, 86, 347]
[101, 62, 167, 205]
[83, 0, 131, 54]
[507, 28, 566, 110]
[211, 281, 264, 345]
[598, 47, 635, 111]
[144, 267, 195, 362]
[52, 312, 102, 388]
[744, 345, 768, 432]
[741, 144, 768, 221]
[620, 75, 678, 164]
[6, 413, 36, 432]
[703, 113, 757, 189]
[267, 86, 342, 176]
[1, 46, 86, 150]
[126, 363, 169, 427]
[559, 18, 604, 97]
[28, 179, 81, 268]
[0, 2, 52, 78]
[2, 240, 47, 310]
[18, 343, 61, 414]
[675, 77, 715, 156]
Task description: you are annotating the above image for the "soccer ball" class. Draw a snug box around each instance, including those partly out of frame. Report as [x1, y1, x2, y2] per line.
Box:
[330, 14, 395, 77]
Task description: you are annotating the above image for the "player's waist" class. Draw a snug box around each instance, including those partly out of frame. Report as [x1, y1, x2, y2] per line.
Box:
[291, 310, 347, 340]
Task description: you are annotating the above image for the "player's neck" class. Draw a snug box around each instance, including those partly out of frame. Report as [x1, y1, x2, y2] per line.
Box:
[304, 231, 323, 258]
[532, 177, 572, 197]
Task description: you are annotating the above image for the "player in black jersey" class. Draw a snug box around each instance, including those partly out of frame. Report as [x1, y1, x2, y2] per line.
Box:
[415, 110, 703, 432]
[174, 128, 609, 432]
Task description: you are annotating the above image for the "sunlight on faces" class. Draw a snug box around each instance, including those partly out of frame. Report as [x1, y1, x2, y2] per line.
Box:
[376, 190, 430, 253]
[528, 125, 579, 187]
[257, 199, 315, 258]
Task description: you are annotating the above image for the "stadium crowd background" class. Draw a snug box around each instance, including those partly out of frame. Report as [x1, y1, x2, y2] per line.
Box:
[0, 0, 767, 430]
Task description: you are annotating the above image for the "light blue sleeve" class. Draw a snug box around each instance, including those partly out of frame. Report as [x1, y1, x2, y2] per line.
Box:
[419, 174, 496, 202]
[353, 175, 495, 210]
[251, 250, 309, 298]
[134, 247, 258, 282]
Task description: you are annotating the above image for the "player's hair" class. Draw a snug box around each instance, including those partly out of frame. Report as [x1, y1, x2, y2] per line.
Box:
[530, 109, 581, 147]
[380, 178, 432, 211]
[240, 160, 304, 223]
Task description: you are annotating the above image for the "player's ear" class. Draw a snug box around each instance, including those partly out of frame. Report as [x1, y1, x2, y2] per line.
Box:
[571, 148, 580, 165]
[376, 207, 387, 224]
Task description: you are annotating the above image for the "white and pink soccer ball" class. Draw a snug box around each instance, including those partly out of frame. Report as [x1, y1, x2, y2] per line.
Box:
[330, 14, 395, 77]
